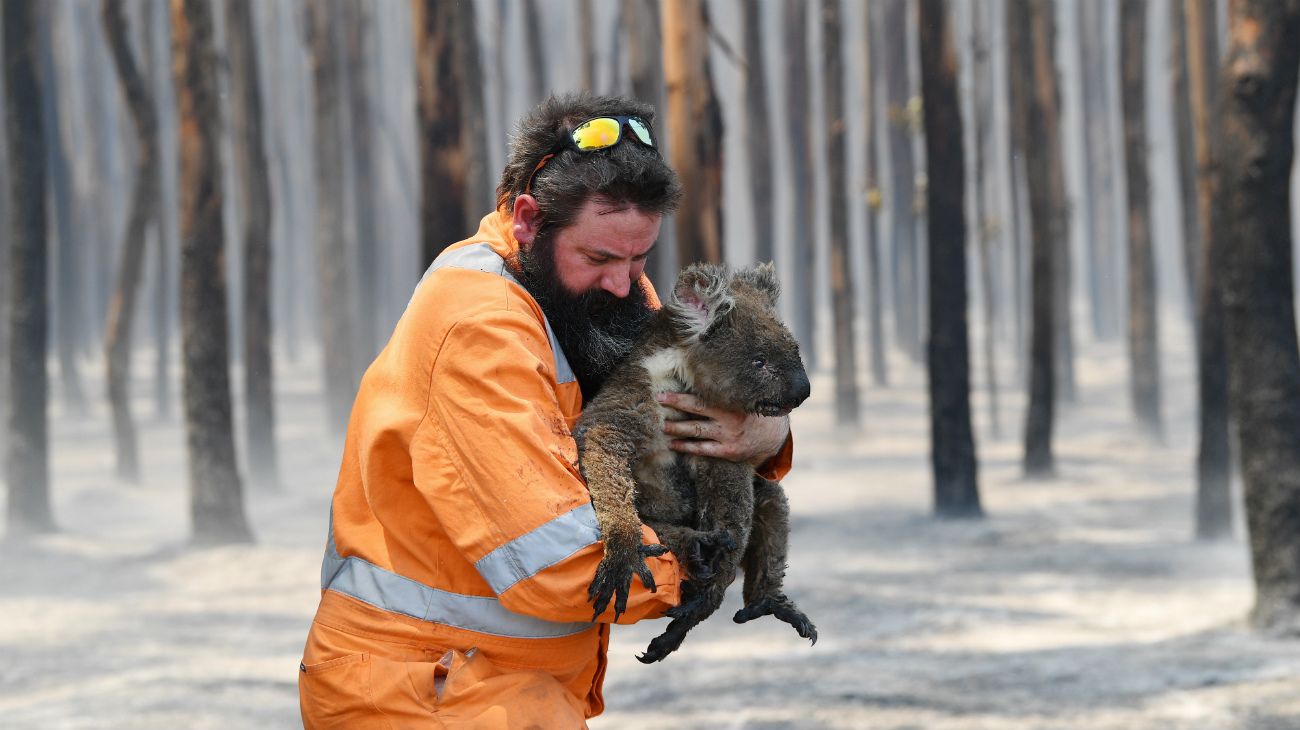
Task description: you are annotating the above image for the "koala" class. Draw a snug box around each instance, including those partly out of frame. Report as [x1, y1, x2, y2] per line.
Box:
[573, 262, 816, 664]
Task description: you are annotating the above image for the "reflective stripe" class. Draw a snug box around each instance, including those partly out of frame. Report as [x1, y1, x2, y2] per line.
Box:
[475, 503, 601, 594]
[417, 243, 576, 385]
[321, 519, 594, 639]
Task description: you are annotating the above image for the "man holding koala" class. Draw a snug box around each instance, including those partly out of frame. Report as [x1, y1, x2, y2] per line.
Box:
[299, 94, 793, 728]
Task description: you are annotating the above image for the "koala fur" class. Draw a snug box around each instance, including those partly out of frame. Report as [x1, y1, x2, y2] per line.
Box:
[573, 262, 816, 663]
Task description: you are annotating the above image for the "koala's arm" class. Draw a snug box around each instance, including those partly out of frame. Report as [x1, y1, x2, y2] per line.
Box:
[416, 311, 680, 625]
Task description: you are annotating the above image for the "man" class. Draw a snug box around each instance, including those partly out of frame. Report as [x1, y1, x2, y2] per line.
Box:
[299, 94, 793, 728]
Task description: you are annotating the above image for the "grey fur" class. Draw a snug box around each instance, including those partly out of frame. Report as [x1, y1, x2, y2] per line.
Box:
[574, 263, 816, 663]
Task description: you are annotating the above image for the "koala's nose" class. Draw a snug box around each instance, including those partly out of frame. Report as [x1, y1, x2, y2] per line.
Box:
[789, 368, 811, 406]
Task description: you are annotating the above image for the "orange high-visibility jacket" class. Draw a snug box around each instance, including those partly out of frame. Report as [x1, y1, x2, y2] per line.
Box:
[300, 210, 793, 728]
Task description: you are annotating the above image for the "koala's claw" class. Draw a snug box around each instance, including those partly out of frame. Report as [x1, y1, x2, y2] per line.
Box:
[686, 529, 737, 581]
[589, 543, 670, 622]
[733, 594, 818, 645]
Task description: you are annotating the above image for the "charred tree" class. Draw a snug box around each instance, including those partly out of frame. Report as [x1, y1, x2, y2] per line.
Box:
[1120, 0, 1162, 437]
[342, 0, 380, 361]
[920, 0, 981, 517]
[663, 0, 724, 264]
[882, 0, 921, 363]
[1009, 0, 1061, 477]
[172, 0, 252, 545]
[740, 0, 774, 265]
[821, 0, 860, 426]
[522, 0, 548, 105]
[579, 0, 595, 90]
[624, 0, 674, 293]
[5, 0, 55, 536]
[308, 0, 357, 435]
[1184, 0, 1232, 540]
[411, 0, 475, 266]
[1217, 0, 1300, 633]
[148, 0, 174, 420]
[783, 0, 816, 366]
[225, 0, 278, 490]
[102, 0, 159, 483]
[970, 0, 999, 436]
[864, 0, 888, 386]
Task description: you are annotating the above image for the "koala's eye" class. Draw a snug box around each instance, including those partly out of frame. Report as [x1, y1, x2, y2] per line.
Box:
[751, 357, 767, 369]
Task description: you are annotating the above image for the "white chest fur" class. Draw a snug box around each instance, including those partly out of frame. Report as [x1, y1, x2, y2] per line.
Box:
[637, 346, 693, 472]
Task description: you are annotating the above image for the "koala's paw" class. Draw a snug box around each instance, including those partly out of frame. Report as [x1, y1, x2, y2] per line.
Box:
[733, 593, 818, 645]
[685, 529, 738, 582]
[588, 542, 670, 622]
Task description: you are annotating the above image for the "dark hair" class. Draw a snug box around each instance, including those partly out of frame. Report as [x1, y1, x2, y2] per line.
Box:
[495, 93, 683, 235]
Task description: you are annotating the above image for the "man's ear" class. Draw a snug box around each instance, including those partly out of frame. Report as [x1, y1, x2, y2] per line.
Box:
[667, 264, 734, 339]
[512, 194, 541, 248]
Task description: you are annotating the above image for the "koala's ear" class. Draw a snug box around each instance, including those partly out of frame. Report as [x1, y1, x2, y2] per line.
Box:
[668, 264, 734, 338]
[735, 262, 781, 308]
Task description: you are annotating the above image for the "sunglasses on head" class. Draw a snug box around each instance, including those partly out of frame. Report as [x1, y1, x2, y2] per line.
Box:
[523, 115, 657, 197]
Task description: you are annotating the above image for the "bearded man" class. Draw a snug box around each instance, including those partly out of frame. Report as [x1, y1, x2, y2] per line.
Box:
[299, 94, 793, 728]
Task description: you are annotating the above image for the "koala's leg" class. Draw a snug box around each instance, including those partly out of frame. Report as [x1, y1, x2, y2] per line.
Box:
[578, 422, 668, 622]
[643, 520, 738, 582]
[637, 461, 753, 663]
[733, 477, 817, 644]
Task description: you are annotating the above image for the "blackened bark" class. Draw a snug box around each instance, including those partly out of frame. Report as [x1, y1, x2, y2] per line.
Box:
[821, 0, 859, 426]
[1009, 0, 1059, 477]
[883, 0, 920, 363]
[864, 0, 887, 387]
[225, 0, 278, 491]
[455, 1, 490, 220]
[625, 0, 674, 294]
[5, 0, 55, 536]
[308, 0, 357, 435]
[1217, 0, 1300, 634]
[412, 0, 469, 266]
[172, 0, 252, 545]
[663, 0, 724, 265]
[971, 0, 999, 436]
[102, 0, 159, 483]
[579, 0, 595, 90]
[148, 0, 173, 420]
[1184, 0, 1232, 541]
[920, 0, 980, 518]
[783, 0, 816, 367]
[740, 0, 774, 265]
[1120, 0, 1163, 438]
[522, 0, 547, 104]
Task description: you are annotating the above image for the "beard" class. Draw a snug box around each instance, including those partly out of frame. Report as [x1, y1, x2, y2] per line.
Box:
[514, 231, 654, 402]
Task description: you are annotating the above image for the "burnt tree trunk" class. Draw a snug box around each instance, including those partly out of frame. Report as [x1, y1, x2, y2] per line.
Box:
[920, 0, 981, 517]
[102, 0, 159, 484]
[579, 0, 595, 90]
[5, 0, 55, 536]
[1120, 0, 1163, 438]
[522, 0, 548, 105]
[1217, 0, 1300, 634]
[225, 0, 278, 491]
[971, 0, 1000, 437]
[1170, 0, 1201, 329]
[741, 0, 774, 265]
[1184, 0, 1232, 541]
[172, 0, 252, 545]
[624, 0, 674, 293]
[783, 0, 816, 366]
[412, 0, 471, 266]
[148, 0, 173, 420]
[864, 0, 888, 386]
[663, 0, 724, 265]
[308, 0, 357, 436]
[343, 0, 379, 360]
[821, 0, 859, 426]
[1010, 0, 1060, 477]
[883, 0, 921, 363]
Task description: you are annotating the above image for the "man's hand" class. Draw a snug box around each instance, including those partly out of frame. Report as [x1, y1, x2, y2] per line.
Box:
[656, 392, 790, 467]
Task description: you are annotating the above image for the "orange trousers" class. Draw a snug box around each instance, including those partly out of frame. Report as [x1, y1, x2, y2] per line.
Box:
[299, 592, 593, 729]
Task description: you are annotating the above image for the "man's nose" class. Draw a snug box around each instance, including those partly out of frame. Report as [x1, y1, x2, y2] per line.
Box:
[600, 267, 633, 298]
